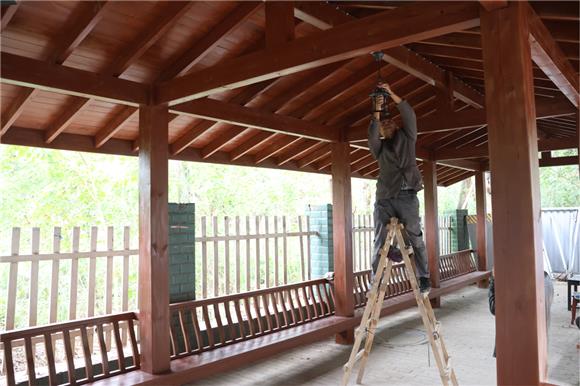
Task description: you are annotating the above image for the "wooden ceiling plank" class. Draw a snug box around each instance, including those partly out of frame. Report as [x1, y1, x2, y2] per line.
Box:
[156, 2, 261, 82]
[528, 4, 579, 107]
[50, 1, 109, 65]
[170, 121, 216, 155]
[107, 2, 194, 77]
[266, 1, 295, 48]
[0, 53, 149, 105]
[479, 1, 508, 13]
[157, 2, 481, 105]
[437, 159, 482, 171]
[170, 98, 339, 142]
[94, 107, 138, 148]
[230, 131, 273, 161]
[201, 128, 248, 159]
[0, 88, 35, 137]
[45, 98, 93, 144]
[276, 140, 321, 166]
[1, 2, 19, 31]
[435, 137, 576, 160]
[439, 171, 475, 187]
[2, 2, 108, 139]
[297, 144, 331, 168]
[416, 97, 576, 135]
[255, 136, 301, 164]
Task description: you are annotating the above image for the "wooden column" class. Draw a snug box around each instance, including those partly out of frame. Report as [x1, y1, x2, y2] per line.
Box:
[475, 171, 488, 287]
[138, 103, 170, 374]
[481, 3, 547, 384]
[331, 141, 354, 344]
[423, 160, 440, 307]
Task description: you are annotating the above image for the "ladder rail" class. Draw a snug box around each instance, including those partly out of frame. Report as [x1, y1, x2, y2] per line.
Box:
[342, 218, 459, 386]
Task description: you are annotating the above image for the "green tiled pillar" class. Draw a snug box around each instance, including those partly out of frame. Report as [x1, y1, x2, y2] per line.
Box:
[455, 209, 469, 251]
[168, 203, 195, 302]
[307, 204, 334, 278]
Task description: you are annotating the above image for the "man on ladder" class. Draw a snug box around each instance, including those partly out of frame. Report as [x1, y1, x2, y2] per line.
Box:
[368, 82, 430, 293]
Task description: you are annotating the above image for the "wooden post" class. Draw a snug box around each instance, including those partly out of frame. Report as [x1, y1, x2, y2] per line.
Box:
[481, 3, 547, 384]
[475, 170, 488, 288]
[423, 160, 440, 308]
[138, 103, 170, 374]
[331, 141, 354, 344]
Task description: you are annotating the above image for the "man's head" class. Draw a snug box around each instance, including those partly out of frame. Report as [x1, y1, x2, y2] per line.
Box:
[379, 118, 399, 139]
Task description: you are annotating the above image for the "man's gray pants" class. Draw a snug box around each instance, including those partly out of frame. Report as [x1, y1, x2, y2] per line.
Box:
[371, 191, 429, 278]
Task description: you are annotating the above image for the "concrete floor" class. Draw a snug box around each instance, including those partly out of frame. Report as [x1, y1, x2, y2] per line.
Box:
[192, 282, 580, 386]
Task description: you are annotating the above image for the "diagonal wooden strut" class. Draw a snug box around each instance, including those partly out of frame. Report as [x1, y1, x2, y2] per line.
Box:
[342, 217, 458, 386]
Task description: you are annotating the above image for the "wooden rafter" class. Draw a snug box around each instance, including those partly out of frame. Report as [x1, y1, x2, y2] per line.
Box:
[156, 2, 480, 105]
[479, 1, 508, 12]
[1, 2, 108, 139]
[0, 2, 18, 31]
[155, 2, 261, 82]
[528, 4, 579, 107]
[295, 2, 485, 108]
[95, 107, 138, 148]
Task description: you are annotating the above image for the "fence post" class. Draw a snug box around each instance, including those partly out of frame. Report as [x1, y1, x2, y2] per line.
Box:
[306, 204, 334, 278]
[455, 209, 469, 251]
[168, 203, 196, 302]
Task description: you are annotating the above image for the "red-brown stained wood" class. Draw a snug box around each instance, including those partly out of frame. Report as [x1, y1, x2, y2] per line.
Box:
[423, 160, 440, 307]
[265, 2, 294, 48]
[157, 2, 480, 104]
[138, 103, 170, 374]
[331, 141, 354, 343]
[528, 4, 579, 107]
[475, 170, 487, 276]
[480, 3, 548, 384]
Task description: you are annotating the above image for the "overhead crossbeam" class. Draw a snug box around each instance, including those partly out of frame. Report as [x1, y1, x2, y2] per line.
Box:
[156, 2, 480, 105]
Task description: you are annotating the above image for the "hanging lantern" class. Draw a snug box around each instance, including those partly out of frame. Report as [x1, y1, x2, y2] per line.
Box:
[369, 51, 391, 119]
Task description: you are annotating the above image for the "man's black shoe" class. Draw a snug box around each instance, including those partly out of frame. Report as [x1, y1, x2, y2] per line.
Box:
[419, 277, 431, 294]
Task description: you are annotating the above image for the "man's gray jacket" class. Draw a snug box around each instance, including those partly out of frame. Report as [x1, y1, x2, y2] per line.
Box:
[368, 100, 423, 199]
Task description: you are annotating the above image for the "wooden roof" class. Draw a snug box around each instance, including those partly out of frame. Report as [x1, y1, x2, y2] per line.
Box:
[1, 1, 578, 187]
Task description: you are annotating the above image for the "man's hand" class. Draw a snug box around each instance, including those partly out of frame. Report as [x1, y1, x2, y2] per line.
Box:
[378, 82, 402, 104]
[374, 95, 384, 111]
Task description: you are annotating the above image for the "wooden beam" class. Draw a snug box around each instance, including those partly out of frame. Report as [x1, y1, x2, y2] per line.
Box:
[170, 99, 339, 142]
[0, 53, 149, 106]
[156, 2, 260, 82]
[254, 136, 301, 164]
[94, 107, 138, 148]
[479, 1, 508, 12]
[45, 98, 92, 144]
[539, 155, 579, 167]
[437, 159, 483, 171]
[417, 97, 576, 135]
[475, 171, 487, 275]
[528, 4, 579, 107]
[138, 104, 170, 374]
[157, 2, 480, 105]
[266, 1, 295, 48]
[480, 3, 547, 383]
[200, 128, 248, 160]
[294, 2, 485, 109]
[170, 121, 215, 156]
[276, 140, 321, 166]
[423, 160, 440, 307]
[0, 2, 18, 31]
[297, 144, 331, 168]
[331, 141, 354, 344]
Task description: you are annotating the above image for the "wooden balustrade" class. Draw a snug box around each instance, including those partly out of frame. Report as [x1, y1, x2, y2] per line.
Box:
[1, 312, 139, 386]
[439, 250, 477, 280]
[168, 278, 334, 358]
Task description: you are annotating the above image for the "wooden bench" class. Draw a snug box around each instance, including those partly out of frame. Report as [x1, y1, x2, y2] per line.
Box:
[2, 250, 488, 386]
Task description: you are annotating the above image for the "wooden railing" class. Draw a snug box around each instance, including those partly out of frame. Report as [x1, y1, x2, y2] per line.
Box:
[439, 250, 477, 280]
[1, 312, 139, 386]
[168, 278, 334, 359]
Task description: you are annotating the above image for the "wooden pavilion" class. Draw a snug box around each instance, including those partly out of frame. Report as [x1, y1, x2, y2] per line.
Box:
[0, 1, 578, 385]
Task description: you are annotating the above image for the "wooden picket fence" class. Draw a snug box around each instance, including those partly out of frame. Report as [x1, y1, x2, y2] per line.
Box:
[196, 215, 315, 299]
[352, 214, 455, 270]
